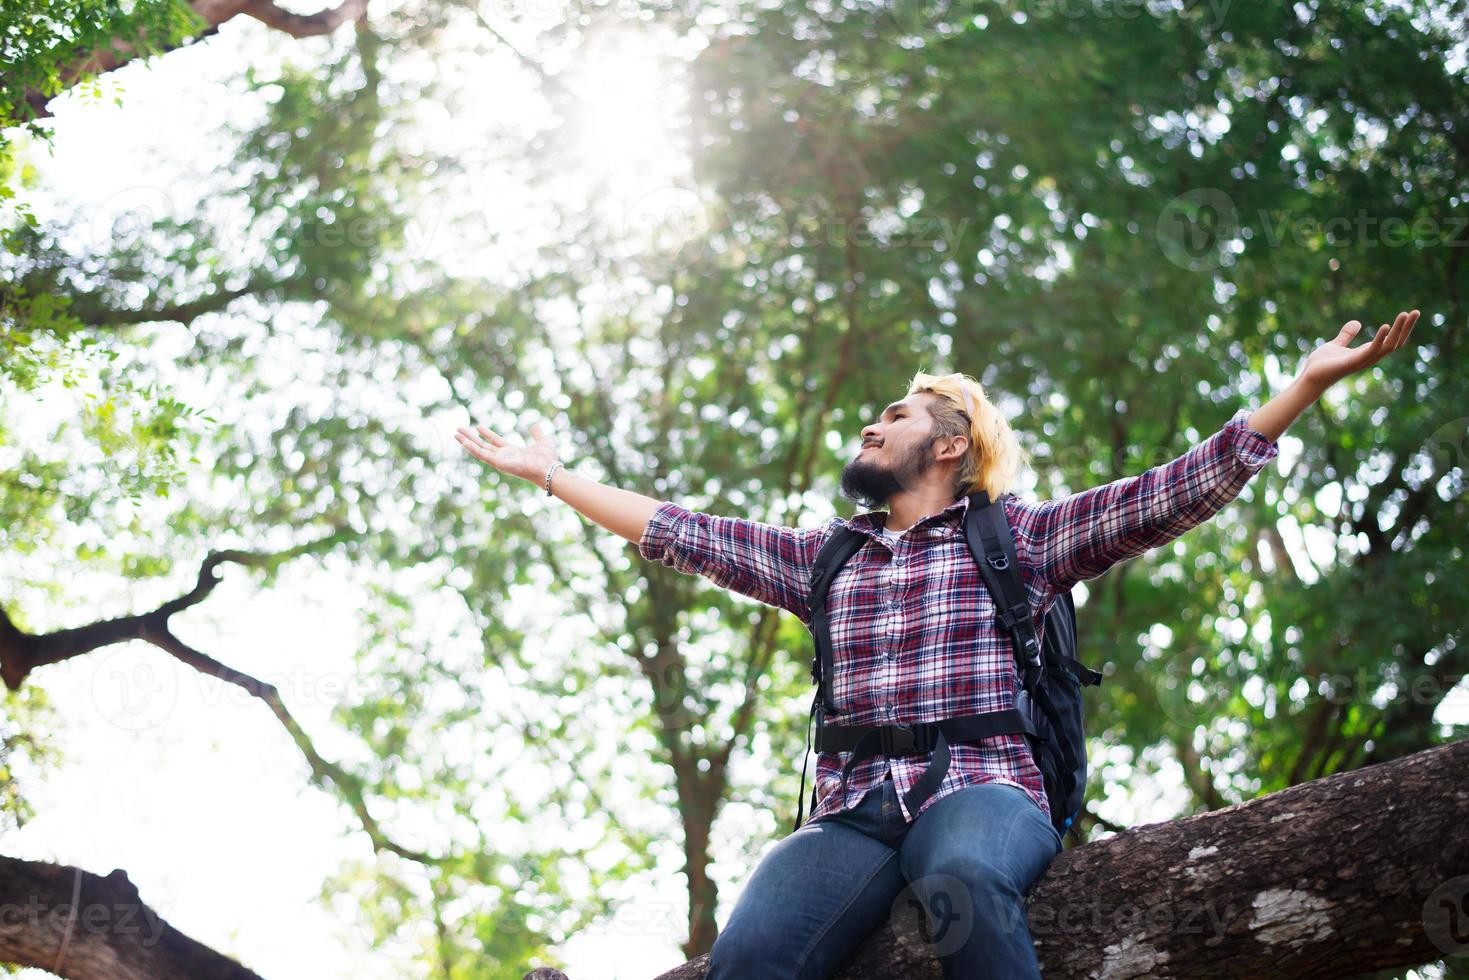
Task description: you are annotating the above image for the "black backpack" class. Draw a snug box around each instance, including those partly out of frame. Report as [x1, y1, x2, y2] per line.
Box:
[795, 489, 1104, 843]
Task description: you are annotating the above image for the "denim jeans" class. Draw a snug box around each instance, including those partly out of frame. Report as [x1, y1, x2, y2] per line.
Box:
[705, 772, 1064, 980]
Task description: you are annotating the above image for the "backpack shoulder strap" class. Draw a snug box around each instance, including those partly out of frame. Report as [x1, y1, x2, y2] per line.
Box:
[808, 524, 869, 715]
[963, 490, 1045, 692]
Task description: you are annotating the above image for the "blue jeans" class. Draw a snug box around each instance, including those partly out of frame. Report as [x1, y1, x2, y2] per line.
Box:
[705, 772, 1063, 980]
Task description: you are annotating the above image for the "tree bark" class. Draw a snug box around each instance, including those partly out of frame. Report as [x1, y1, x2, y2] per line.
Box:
[676, 774, 721, 961]
[7, 743, 1461, 980]
[0, 856, 262, 979]
[566, 737, 1468, 980]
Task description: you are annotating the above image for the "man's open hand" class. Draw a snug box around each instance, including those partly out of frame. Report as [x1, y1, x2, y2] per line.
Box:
[455, 421, 559, 487]
[1301, 309, 1420, 391]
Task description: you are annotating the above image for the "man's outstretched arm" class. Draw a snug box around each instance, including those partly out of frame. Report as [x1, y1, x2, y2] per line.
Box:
[455, 420, 662, 544]
[454, 420, 830, 621]
[1246, 310, 1420, 440]
[1022, 309, 1421, 594]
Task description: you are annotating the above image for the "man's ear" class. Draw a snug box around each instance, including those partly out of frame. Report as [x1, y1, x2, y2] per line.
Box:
[937, 435, 968, 462]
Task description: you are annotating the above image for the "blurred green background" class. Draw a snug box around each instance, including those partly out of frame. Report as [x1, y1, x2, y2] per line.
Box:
[1, 0, 1465, 976]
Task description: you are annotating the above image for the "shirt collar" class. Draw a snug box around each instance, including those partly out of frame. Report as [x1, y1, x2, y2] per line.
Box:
[843, 495, 973, 537]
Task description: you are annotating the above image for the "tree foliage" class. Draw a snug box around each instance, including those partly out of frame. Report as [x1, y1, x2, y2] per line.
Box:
[1, 0, 1466, 977]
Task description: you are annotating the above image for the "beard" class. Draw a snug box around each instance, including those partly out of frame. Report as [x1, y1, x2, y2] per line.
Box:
[839, 436, 936, 510]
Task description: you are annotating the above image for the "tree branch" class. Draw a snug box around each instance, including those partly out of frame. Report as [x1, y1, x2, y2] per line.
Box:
[19, 0, 366, 122]
[71, 277, 289, 329]
[1, 528, 440, 864]
[0, 855, 263, 979]
[627, 737, 1469, 980]
[236, 0, 367, 37]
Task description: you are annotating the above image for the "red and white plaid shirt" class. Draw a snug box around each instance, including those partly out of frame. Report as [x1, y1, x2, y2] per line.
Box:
[638, 407, 1279, 825]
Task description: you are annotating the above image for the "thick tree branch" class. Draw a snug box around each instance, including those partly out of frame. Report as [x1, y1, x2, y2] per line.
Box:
[590, 737, 1469, 980]
[0, 856, 262, 980]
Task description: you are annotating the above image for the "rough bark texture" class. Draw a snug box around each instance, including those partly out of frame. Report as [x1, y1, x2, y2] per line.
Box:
[4, 742, 1461, 979]
[528, 738, 1468, 980]
[0, 856, 262, 979]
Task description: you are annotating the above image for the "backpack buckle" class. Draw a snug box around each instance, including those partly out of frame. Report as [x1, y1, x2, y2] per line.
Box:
[987, 554, 1010, 572]
[882, 724, 916, 755]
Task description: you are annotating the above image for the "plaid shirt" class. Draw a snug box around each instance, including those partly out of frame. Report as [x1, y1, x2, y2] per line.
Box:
[638, 407, 1279, 825]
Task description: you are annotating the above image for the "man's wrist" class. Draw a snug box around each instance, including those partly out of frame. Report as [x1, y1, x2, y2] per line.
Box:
[1290, 372, 1330, 403]
[544, 460, 564, 496]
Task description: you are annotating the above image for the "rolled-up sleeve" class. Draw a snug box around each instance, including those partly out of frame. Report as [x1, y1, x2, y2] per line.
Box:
[638, 502, 837, 623]
[1025, 407, 1279, 593]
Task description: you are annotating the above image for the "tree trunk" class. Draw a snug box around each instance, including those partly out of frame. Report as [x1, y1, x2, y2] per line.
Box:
[0, 856, 262, 979]
[583, 737, 1469, 980]
[678, 779, 721, 961]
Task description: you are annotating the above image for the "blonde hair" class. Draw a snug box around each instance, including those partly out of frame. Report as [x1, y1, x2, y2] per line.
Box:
[906, 371, 1030, 500]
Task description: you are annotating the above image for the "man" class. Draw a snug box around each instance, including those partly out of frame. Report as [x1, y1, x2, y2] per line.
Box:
[455, 310, 1419, 979]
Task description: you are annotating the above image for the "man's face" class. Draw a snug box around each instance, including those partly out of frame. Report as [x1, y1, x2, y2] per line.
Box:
[839, 394, 940, 509]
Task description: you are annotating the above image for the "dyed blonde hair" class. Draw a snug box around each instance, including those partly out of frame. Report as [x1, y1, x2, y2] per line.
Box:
[906, 371, 1030, 500]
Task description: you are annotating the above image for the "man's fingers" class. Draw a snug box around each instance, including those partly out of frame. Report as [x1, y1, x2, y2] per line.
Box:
[1387, 311, 1408, 350]
[1363, 321, 1391, 358]
[1396, 309, 1420, 350]
[455, 431, 488, 461]
[475, 425, 507, 447]
[1378, 310, 1411, 356]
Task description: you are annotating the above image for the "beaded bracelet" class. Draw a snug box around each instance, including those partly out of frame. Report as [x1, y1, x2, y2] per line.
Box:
[544, 461, 564, 496]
